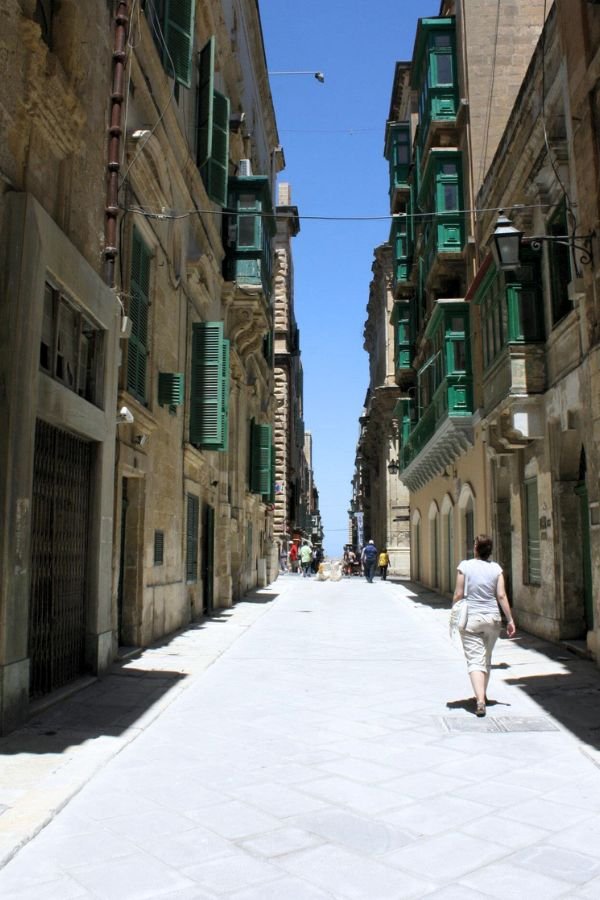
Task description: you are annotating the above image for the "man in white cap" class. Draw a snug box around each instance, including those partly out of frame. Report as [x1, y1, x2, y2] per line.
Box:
[361, 539, 378, 583]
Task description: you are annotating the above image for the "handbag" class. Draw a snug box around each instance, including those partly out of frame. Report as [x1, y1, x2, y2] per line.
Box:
[450, 598, 468, 631]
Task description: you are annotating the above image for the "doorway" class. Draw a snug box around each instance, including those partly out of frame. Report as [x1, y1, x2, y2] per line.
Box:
[29, 420, 91, 697]
[202, 504, 215, 614]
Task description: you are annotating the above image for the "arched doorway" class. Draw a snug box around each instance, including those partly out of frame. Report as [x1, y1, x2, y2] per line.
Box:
[575, 448, 594, 632]
[441, 494, 455, 593]
[428, 501, 440, 589]
[411, 509, 421, 582]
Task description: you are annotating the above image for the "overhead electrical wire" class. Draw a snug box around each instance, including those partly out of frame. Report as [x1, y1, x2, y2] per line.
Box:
[121, 200, 554, 224]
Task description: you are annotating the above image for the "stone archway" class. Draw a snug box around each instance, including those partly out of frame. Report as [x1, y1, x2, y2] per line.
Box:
[428, 500, 440, 589]
[458, 482, 476, 561]
[411, 509, 422, 582]
[441, 493, 455, 593]
[556, 432, 592, 638]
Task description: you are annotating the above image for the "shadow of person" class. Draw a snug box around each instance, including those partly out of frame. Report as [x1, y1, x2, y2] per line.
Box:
[446, 697, 512, 715]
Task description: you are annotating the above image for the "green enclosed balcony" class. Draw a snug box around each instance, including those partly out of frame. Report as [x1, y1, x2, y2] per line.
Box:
[224, 176, 275, 299]
[411, 17, 459, 158]
[418, 149, 465, 283]
[474, 256, 546, 420]
[394, 397, 416, 448]
[385, 122, 411, 212]
[390, 215, 413, 292]
[391, 300, 413, 379]
[399, 300, 474, 491]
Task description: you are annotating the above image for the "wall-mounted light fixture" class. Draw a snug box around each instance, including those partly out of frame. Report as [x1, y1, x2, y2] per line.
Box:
[387, 459, 400, 475]
[269, 70, 325, 83]
[116, 406, 134, 425]
[491, 209, 594, 273]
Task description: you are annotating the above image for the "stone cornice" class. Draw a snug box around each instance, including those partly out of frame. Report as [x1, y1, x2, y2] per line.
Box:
[400, 415, 475, 492]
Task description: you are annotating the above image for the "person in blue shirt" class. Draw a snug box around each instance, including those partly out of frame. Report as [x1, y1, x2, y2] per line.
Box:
[361, 540, 378, 583]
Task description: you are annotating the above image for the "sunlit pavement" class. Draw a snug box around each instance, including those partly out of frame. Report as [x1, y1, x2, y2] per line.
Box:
[1, 572, 600, 898]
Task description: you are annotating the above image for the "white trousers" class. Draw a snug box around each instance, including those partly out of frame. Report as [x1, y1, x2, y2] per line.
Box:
[460, 613, 502, 673]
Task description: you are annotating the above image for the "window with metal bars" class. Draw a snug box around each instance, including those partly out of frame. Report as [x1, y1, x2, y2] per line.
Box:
[154, 530, 165, 565]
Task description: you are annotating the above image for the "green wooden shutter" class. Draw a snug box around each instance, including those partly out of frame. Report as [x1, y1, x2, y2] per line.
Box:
[163, 0, 195, 88]
[128, 228, 150, 402]
[202, 90, 230, 206]
[190, 322, 229, 449]
[197, 37, 215, 167]
[250, 422, 272, 495]
[267, 442, 276, 503]
[220, 339, 230, 452]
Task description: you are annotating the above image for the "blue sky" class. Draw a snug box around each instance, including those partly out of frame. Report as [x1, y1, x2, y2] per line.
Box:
[260, 0, 440, 555]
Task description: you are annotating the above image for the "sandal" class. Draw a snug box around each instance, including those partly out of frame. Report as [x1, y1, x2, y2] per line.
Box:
[475, 701, 486, 717]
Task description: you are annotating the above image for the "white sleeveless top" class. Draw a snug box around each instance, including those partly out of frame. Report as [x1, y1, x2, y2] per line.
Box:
[457, 558, 502, 615]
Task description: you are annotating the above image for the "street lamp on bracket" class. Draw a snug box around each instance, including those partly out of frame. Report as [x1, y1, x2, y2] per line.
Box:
[491, 209, 594, 276]
[269, 71, 325, 83]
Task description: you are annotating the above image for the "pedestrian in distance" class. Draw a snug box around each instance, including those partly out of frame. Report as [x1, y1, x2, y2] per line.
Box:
[279, 544, 288, 573]
[312, 545, 323, 574]
[361, 539, 378, 583]
[299, 541, 313, 577]
[289, 541, 299, 574]
[452, 533, 516, 717]
[378, 548, 390, 581]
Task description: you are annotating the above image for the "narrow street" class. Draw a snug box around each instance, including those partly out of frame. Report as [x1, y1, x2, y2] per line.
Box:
[1, 574, 600, 899]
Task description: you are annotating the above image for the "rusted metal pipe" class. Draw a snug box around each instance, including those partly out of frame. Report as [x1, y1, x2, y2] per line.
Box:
[104, 1, 129, 287]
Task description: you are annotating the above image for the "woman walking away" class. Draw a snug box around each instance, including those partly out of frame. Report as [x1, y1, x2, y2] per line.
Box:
[378, 548, 390, 580]
[452, 534, 516, 717]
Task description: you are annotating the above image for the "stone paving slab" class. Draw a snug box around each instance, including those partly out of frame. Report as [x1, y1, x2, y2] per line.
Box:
[0, 574, 600, 898]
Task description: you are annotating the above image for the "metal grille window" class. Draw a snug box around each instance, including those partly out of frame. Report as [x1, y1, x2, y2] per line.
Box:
[154, 530, 165, 565]
[29, 421, 91, 698]
[524, 478, 541, 584]
[186, 494, 199, 582]
[40, 282, 105, 407]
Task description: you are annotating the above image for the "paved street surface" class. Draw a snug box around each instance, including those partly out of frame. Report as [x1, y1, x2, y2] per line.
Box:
[1, 574, 600, 899]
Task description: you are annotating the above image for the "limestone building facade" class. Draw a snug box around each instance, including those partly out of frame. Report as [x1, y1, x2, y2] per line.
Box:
[474, 1, 600, 656]
[353, 244, 410, 574]
[362, 0, 600, 661]
[272, 183, 322, 554]
[0, 0, 289, 732]
[355, 1, 547, 588]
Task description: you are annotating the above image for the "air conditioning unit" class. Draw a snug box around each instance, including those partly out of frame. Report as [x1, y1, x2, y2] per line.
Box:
[238, 159, 253, 177]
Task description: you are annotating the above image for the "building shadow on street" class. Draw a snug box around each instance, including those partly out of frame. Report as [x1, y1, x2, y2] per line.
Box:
[399, 580, 600, 752]
[0, 592, 278, 756]
[0, 667, 186, 756]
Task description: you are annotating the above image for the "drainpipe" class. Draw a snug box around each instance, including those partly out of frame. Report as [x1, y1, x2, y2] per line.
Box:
[104, 1, 129, 287]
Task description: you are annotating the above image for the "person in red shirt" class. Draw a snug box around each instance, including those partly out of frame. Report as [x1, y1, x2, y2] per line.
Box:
[288, 541, 299, 574]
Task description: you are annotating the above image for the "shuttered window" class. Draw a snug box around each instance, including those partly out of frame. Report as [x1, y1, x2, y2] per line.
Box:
[189, 322, 230, 450]
[196, 37, 230, 206]
[128, 228, 151, 402]
[163, 0, 195, 87]
[524, 478, 541, 584]
[250, 421, 272, 497]
[144, 0, 195, 88]
[186, 494, 199, 582]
